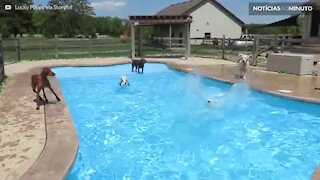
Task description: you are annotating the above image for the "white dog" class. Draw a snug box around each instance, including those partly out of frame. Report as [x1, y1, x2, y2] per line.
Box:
[119, 76, 129, 86]
[238, 54, 251, 79]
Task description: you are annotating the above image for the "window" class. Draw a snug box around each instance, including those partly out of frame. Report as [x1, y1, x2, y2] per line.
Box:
[205, 33, 211, 39]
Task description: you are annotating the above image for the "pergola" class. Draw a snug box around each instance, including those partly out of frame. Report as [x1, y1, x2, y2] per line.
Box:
[129, 15, 192, 58]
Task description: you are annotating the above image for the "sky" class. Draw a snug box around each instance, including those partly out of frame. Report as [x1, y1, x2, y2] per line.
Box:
[32, 0, 308, 24]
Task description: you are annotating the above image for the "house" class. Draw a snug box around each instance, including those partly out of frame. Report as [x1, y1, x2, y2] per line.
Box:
[302, 0, 320, 41]
[154, 0, 244, 45]
[262, 0, 320, 54]
[265, 0, 319, 42]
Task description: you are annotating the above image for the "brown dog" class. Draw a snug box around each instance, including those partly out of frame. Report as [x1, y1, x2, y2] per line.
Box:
[31, 67, 60, 110]
[131, 58, 147, 73]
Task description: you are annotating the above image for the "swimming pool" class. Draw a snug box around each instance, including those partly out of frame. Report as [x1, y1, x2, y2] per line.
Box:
[53, 63, 320, 180]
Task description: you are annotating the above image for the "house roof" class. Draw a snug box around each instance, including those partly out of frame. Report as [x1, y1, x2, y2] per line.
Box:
[156, 0, 244, 25]
[263, 15, 300, 27]
[156, 0, 203, 16]
[129, 16, 192, 25]
[262, 0, 319, 28]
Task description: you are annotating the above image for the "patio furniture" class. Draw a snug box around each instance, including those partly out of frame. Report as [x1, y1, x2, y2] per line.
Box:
[267, 53, 315, 75]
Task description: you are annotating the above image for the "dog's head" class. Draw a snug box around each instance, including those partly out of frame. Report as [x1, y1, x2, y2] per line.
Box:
[238, 54, 250, 64]
[120, 76, 129, 85]
[41, 67, 55, 76]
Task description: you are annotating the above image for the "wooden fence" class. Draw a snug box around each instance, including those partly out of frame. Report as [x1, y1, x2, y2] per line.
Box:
[191, 34, 308, 66]
[251, 35, 303, 66]
[2, 36, 132, 63]
[0, 34, 5, 82]
[191, 36, 247, 60]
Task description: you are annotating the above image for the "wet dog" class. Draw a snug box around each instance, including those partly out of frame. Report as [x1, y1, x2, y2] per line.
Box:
[238, 54, 251, 79]
[119, 76, 129, 86]
[132, 58, 147, 73]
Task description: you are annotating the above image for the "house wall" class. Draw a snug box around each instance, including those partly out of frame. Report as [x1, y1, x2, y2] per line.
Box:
[303, 10, 320, 41]
[310, 10, 320, 38]
[189, 2, 242, 44]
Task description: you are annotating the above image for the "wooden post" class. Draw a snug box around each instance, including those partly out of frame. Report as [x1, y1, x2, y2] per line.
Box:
[185, 23, 191, 58]
[273, 35, 278, 52]
[245, 28, 248, 51]
[138, 26, 143, 57]
[221, 35, 225, 60]
[281, 40, 285, 53]
[289, 36, 293, 50]
[17, 37, 21, 62]
[0, 34, 4, 82]
[131, 23, 135, 58]
[252, 36, 259, 66]
[255, 37, 260, 66]
[55, 35, 59, 59]
[169, 24, 172, 48]
[88, 35, 92, 57]
[40, 39, 43, 59]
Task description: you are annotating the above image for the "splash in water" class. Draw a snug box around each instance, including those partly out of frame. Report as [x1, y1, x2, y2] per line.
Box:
[206, 82, 251, 119]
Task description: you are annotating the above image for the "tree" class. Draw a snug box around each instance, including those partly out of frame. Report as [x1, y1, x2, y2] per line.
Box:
[93, 17, 125, 37]
[0, 0, 34, 37]
[41, 0, 95, 37]
[1, 24, 10, 38]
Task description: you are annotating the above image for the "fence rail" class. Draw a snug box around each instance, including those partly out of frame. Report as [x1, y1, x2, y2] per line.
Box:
[1, 34, 314, 68]
[251, 35, 306, 66]
[2, 36, 132, 63]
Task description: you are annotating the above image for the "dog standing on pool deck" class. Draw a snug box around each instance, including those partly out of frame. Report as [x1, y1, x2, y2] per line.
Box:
[31, 67, 61, 110]
[132, 58, 147, 73]
[119, 76, 129, 86]
[238, 54, 251, 79]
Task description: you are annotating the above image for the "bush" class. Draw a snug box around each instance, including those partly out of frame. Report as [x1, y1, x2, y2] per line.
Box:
[1, 25, 10, 38]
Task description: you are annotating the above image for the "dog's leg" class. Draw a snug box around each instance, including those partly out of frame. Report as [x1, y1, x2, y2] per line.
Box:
[49, 87, 61, 101]
[142, 67, 144, 74]
[36, 89, 41, 110]
[132, 64, 134, 72]
[35, 87, 44, 101]
[42, 89, 48, 102]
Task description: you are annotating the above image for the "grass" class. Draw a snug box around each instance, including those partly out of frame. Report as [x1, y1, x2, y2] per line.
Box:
[2, 37, 133, 63]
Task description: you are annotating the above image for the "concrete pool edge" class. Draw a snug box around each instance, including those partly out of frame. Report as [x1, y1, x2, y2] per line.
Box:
[18, 60, 132, 179]
[167, 62, 320, 104]
[20, 67, 78, 180]
[8, 59, 320, 179]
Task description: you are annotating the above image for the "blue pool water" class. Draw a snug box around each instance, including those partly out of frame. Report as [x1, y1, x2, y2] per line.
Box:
[53, 63, 320, 180]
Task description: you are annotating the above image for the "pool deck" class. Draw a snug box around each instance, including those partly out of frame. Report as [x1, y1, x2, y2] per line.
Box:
[1, 57, 320, 179]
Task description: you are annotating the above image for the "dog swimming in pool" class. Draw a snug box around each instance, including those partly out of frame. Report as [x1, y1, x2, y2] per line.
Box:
[119, 76, 129, 86]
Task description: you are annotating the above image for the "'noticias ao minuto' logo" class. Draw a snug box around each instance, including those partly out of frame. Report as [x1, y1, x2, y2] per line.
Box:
[249, 2, 314, 15]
